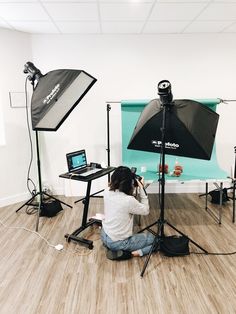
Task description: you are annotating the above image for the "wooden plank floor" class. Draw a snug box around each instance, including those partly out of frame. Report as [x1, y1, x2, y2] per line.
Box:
[0, 193, 236, 314]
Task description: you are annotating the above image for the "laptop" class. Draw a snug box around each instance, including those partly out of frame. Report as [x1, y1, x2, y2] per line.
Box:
[66, 149, 102, 177]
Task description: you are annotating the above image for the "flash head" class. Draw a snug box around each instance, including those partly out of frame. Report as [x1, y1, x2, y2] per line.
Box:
[158, 80, 173, 106]
[23, 62, 43, 82]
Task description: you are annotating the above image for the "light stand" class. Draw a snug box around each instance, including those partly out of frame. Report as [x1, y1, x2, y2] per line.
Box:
[139, 81, 208, 277]
[106, 104, 111, 182]
[16, 63, 72, 231]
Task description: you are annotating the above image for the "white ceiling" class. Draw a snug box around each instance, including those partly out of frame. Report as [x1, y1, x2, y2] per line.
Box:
[0, 0, 236, 35]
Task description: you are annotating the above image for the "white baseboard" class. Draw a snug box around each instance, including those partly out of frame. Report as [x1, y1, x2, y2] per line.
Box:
[146, 179, 232, 194]
[0, 188, 65, 208]
[0, 192, 32, 208]
[1, 180, 232, 208]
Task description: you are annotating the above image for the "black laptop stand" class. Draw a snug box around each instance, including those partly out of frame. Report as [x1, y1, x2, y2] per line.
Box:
[59, 167, 115, 249]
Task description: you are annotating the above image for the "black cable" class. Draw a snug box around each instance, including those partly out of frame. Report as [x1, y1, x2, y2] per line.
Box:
[24, 77, 36, 196]
[191, 251, 236, 256]
[25, 205, 38, 215]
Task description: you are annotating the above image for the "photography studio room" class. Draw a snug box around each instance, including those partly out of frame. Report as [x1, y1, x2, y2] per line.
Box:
[1, 1, 236, 313]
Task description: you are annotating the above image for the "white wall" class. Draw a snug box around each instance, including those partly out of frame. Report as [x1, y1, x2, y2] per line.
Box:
[30, 34, 236, 196]
[1, 33, 236, 205]
[0, 28, 33, 207]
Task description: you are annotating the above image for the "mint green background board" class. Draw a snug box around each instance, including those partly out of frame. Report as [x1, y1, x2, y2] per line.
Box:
[121, 99, 227, 181]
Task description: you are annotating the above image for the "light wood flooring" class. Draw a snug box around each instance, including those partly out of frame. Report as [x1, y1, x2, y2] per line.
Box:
[0, 193, 236, 314]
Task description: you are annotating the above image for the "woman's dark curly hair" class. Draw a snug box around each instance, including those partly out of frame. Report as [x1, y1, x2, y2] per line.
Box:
[109, 166, 134, 195]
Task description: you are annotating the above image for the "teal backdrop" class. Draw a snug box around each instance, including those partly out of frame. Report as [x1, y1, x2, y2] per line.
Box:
[121, 99, 227, 181]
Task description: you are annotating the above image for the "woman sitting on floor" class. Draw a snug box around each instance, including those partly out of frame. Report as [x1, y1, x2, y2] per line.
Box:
[101, 166, 155, 260]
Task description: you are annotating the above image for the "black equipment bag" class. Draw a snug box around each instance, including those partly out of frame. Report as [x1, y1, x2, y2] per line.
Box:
[209, 188, 229, 204]
[160, 235, 190, 257]
[40, 200, 63, 217]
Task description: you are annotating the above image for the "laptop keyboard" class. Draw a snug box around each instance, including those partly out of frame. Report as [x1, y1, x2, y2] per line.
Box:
[79, 168, 102, 177]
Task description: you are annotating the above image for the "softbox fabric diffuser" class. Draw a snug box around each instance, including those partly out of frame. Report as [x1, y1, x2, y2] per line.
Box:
[127, 99, 219, 160]
[31, 69, 96, 131]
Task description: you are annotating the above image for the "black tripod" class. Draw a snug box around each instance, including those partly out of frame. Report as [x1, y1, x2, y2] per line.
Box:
[16, 75, 72, 231]
[139, 82, 208, 277]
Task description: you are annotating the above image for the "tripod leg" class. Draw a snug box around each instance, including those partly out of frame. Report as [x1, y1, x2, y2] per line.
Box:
[140, 220, 162, 277]
[233, 182, 235, 223]
[138, 220, 158, 234]
[166, 221, 208, 254]
[43, 192, 72, 208]
[16, 193, 39, 212]
[35, 200, 41, 232]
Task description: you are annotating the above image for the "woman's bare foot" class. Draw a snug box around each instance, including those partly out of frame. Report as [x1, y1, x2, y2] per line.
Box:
[132, 250, 141, 257]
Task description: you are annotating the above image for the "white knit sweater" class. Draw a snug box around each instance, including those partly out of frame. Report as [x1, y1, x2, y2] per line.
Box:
[102, 188, 149, 241]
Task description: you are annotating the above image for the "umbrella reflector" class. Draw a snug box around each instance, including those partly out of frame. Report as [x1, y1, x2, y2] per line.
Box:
[127, 99, 219, 160]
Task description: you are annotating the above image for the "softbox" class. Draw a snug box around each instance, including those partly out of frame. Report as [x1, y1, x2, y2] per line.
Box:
[31, 68, 96, 131]
[127, 99, 219, 160]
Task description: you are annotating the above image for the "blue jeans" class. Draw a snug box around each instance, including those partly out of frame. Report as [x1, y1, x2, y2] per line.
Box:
[101, 228, 155, 256]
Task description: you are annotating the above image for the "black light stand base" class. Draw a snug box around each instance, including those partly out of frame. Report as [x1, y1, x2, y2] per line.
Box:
[16, 191, 72, 213]
[140, 218, 209, 277]
[16, 191, 73, 231]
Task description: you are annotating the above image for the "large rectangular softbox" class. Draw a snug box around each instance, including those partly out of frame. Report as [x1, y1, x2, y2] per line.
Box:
[31, 69, 96, 131]
[128, 99, 219, 160]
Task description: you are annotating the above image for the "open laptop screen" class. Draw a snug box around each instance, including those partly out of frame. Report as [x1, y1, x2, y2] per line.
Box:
[67, 149, 87, 172]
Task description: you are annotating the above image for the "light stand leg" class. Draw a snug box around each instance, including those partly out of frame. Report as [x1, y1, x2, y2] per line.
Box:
[140, 102, 167, 277]
[16, 131, 72, 231]
[233, 181, 235, 223]
[141, 219, 163, 277]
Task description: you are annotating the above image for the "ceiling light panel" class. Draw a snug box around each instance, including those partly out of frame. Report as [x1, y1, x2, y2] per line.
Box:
[197, 3, 236, 20]
[160, 0, 212, 2]
[98, 0, 154, 2]
[56, 21, 101, 33]
[184, 20, 234, 33]
[0, 3, 50, 20]
[0, 0, 38, 2]
[223, 22, 236, 32]
[8, 21, 59, 33]
[143, 21, 189, 33]
[42, 0, 95, 2]
[0, 19, 11, 28]
[42, 3, 98, 21]
[150, 3, 208, 21]
[102, 21, 144, 33]
[100, 3, 153, 21]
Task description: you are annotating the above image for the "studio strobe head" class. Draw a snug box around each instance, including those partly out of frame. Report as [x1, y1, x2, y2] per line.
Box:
[157, 80, 173, 106]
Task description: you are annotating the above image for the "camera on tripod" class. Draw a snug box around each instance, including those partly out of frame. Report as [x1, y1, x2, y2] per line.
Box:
[131, 167, 142, 187]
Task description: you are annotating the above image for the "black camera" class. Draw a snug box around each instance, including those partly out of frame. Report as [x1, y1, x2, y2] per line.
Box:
[130, 167, 142, 186]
